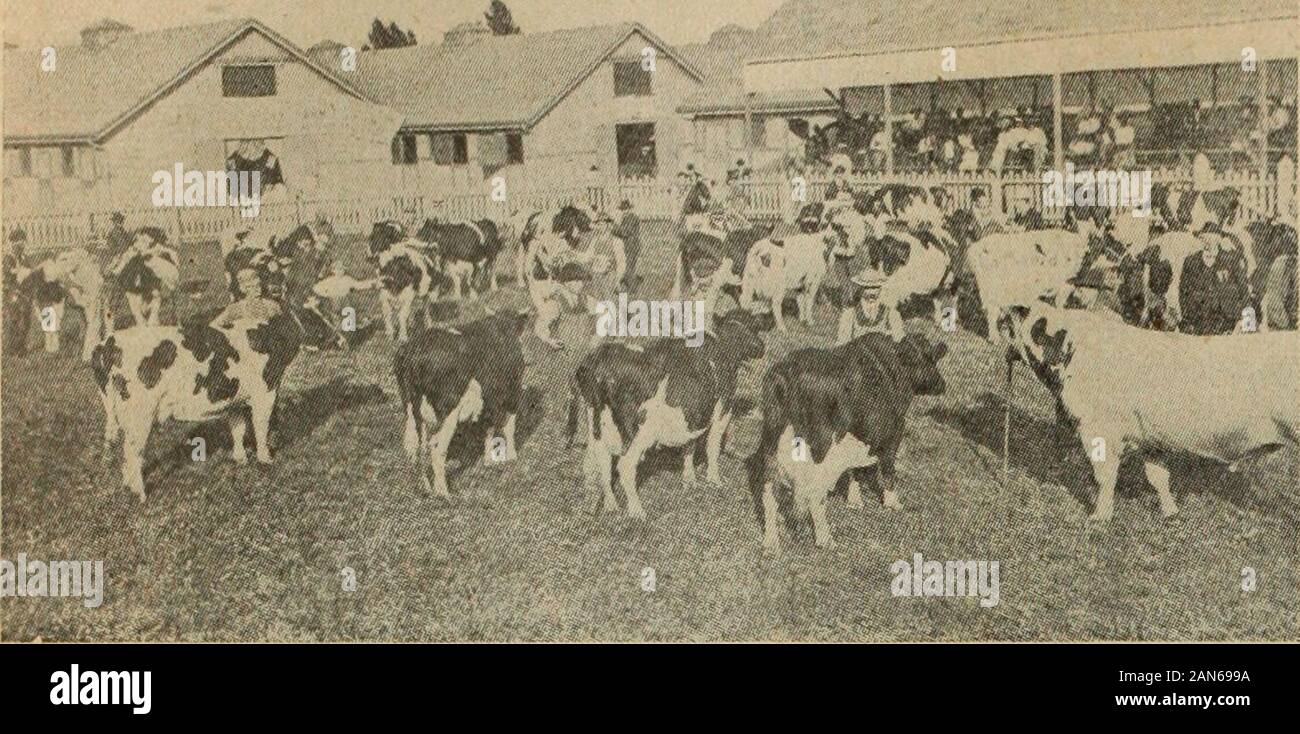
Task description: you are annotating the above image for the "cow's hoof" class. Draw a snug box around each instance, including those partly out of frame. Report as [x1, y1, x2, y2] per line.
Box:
[706, 471, 723, 485]
[1160, 507, 1181, 521]
[231, 451, 248, 466]
[256, 454, 274, 466]
[1087, 511, 1113, 525]
[815, 537, 836, 550]
[882, 492, 903, 511]
[846, 497, 865, 510]
[761, 538, 781, 556]
[627, 505, 647, 521]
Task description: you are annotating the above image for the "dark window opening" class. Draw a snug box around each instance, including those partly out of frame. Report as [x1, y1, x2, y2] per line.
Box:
[613, 61, 653, 97]
[392, 134, 418, 165]
[616, 123, 657, 177]
[61, 146, 76, 177]
[506, 133, 525, 165]
[432, 133, 469, 165]
[222, 65, 277, 98]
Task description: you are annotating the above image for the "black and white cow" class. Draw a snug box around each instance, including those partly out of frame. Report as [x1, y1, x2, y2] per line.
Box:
[748, 332, 948, 553]
[675, 224, 771, 301]
[9, 248, 105, 361]
[998, 303, 1300, 522]
[394, 310, 530, 497]
[367, 221, 447, 342]
[90, 304, 305, 500]
[111, 227, 180, 327]
[566, 310, 766, 520]
[513, 204, 596, 287]
[417, 217, 505, 297]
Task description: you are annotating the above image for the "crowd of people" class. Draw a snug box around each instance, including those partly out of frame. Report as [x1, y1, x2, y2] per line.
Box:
[801, 97, 1296, 174]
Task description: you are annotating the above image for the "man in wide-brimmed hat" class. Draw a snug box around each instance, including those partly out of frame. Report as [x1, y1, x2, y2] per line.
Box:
[4, 228, 31, 355]
[836, 267, 904, 344]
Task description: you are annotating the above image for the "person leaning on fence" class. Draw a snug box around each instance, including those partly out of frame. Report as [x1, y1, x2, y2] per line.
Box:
[836, 268, 904, 344]
[611, 199, 641, 291]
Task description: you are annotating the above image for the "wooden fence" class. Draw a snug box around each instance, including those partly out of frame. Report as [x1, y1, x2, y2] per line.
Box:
[3, 170, 1284, 252]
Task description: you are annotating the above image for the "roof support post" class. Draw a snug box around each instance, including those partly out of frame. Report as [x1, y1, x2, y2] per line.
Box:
[744, 91, 756, 165]
[884, 82, 894, 175]
[1052, 72, 1064, 174]
[1257, 59, 1270, 193]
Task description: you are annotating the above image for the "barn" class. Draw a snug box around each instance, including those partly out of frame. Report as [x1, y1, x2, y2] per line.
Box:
[343, 22, 707, 193]
[2, 17, 403, 215]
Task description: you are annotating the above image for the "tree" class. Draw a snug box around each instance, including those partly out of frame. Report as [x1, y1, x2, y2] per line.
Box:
[484, 1, 520, 35]
[363, 18, 417, 50]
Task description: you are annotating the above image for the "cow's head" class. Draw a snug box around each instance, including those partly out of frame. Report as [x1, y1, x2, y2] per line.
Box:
[894, 332, 948, 396]
[554, 205, 594, 246]
[368, 221, 406, 256]
[997, 305, 1075, 392]
[711, 309, 765, 361]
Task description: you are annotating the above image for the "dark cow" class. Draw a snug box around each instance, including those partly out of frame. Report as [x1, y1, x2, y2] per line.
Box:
[367, 221, 446, 342]
[566, 310, 766, 520]
[394, 310, 530, 497]
[675, 224, 772, 299]
[417, 217, 505, 297]
[748, 332, 948, 553]
[9, 248, 105, 361]
[112, 227, 179, 327]
[91, 303, 305, 500]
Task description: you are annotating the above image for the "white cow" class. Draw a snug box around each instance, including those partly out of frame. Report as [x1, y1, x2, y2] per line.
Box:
[740, 234, 830, 330]
[964, 229, 1092, 340]
[12, 248, 105, 361]
[999, 304, 1300, 522]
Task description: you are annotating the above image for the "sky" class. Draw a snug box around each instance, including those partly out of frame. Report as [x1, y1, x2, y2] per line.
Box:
[4, 0, 790, 49]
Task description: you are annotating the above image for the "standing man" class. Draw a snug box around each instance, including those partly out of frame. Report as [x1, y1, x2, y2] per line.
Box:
[611, 199, 641, 292]
[4, 228, 31, 355]
[98, 212, 134, 327]
[1178, 233, 1249, 335]
[836, 268, 905, 344]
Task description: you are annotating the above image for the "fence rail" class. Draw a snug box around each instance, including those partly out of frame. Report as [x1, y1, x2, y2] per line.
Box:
[3, 170, 1284, 252]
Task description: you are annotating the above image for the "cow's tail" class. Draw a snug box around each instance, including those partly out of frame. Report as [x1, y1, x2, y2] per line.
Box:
[394, 351, 421, 460]
[745, 367, 788, 525]
[565, 363, 588, 449]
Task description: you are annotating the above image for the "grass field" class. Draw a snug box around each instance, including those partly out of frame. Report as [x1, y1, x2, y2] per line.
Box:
[3, 221, 1298, 641]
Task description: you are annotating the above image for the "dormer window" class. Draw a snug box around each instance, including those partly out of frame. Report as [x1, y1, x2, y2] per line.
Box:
[222, 65, 277, 98]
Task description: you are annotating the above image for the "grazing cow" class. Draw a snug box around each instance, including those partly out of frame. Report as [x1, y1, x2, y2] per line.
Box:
[740, 232, 832, 330]
[90, 303, 305, 500]
[111, 227, 180, 327]
[367, 221, 446, 342]
[394, 311, 530, 497]
[749, 332, 948, 553]
[417, 217, 505, 297]
[566, 310, 766, 520]
[998, 304, 1300, 522]
[10, 248, 105, 361]
[960, 229, 1095, 339]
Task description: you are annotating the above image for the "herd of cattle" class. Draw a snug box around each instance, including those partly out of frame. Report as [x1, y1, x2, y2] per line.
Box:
[4, 181, 1299, 552]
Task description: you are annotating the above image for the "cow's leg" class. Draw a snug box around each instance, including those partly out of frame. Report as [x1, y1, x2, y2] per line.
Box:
[249, 390, 276, 464]
[761, 480, 781, 554]
[396, 289, 415, 342]
[119, 408, 154, 501]
[44, 300, 65, 353]
[429, 408, 460, 498]
[808, 490, 834, 549]
[682, 446, 697, 486]
[229, 409, 249, 465]
[503, 412, 517, 460]
[846, 477, 865, 509]
[772, 293, 789, 332]
[515, 248, 528, 289]
[380, 290, 396, 340]
[1083, 428, 1122, 522]
[616, 428, 653, 520]
[81, 292, 103, 362]
[704, 405, 731, 485]
[1143, 460, 1179, 518]
[880, 466, 902, 510]
[99, 391, 120, 459]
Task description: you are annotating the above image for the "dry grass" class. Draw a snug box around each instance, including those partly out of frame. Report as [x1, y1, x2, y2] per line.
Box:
[3, 222, 1298, 641]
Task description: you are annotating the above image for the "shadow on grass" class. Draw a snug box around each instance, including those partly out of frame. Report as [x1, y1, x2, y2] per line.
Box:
[925, 392, 1258, 513]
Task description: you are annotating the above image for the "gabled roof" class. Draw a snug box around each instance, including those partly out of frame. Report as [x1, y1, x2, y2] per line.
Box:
[347, 22, 705, 132]
[4, 18, 372, 144]
[749, 0, 1298, 64]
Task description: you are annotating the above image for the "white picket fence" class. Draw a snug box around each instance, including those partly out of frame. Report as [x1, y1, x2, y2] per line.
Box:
[3, 170, 1284, 252]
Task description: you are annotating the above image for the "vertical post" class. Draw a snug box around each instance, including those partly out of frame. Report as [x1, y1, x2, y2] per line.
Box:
[1257, 58, 1270, 194]
[884, 83, 894, 175]
[1052, 72, 1065, 173]
[744, 91, 756, 165]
